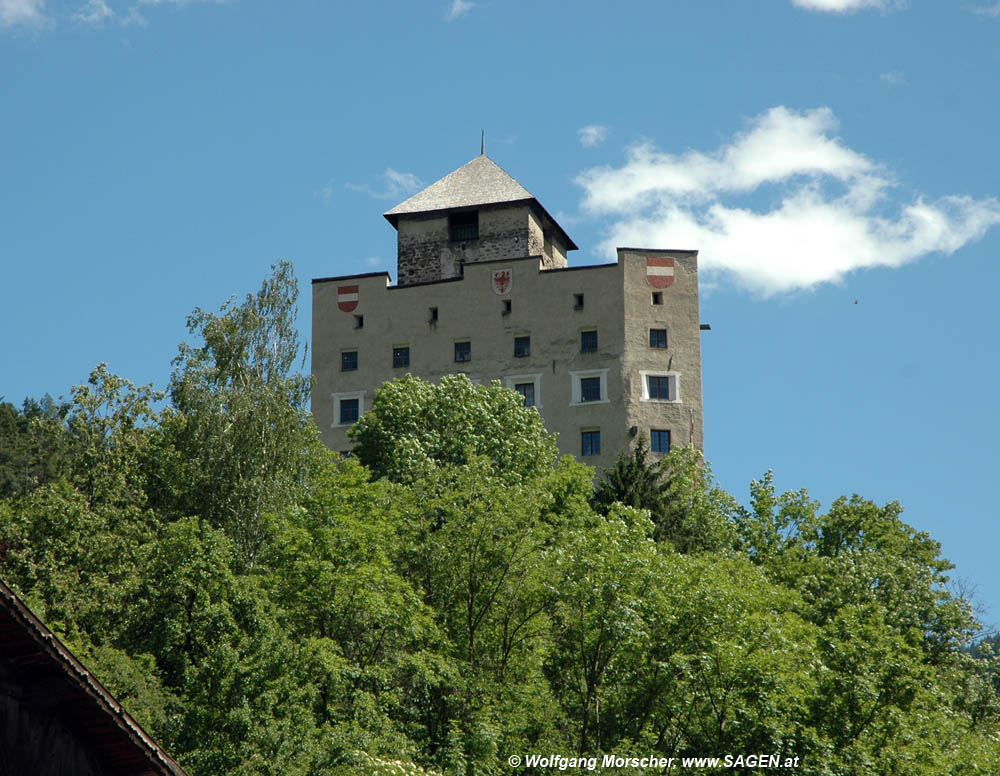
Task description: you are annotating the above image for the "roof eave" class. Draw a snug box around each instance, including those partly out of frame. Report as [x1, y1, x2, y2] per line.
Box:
[383, 198, 577, 251]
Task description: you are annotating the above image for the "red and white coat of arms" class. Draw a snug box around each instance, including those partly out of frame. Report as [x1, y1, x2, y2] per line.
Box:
[646, 257, 675, 289]
[492, 268, 512, 295]
[337, 285, 359, 312]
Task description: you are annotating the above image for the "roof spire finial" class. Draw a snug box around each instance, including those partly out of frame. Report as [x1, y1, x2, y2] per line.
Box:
[481, 130, 485, 156]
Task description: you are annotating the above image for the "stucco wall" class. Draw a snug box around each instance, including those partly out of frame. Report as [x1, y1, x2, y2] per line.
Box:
[312, 250, 703, 472]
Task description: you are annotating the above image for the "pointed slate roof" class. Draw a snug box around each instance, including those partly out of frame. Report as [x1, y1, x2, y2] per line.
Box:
[384, 154, 577, 250]
[385, 154, 533, 219]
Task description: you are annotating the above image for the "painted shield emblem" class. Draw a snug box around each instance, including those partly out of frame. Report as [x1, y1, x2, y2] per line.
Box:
[337, 285, 359, 312]
[492, 268, 512, 296]
[646, 257, 675, 289]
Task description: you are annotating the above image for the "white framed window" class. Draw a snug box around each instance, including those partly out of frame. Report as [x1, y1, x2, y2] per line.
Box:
[331, 390, 366, 427]
[639, 371, 680, 403]
[504, 373, 543, 409]
[569, 369, 609, 406]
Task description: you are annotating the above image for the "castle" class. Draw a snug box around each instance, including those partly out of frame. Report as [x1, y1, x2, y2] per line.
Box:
[311, 150, 705, 471]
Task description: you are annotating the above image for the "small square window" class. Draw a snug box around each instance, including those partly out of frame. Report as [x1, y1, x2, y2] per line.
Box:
[514, 336, 530, 358]
[651, 292, 663, 306]
[455, 341, 471, 363]
[341, 351, 358, 371]
[573, 293, 584, 310]
[581, 330, 598, 353]
[340, 398, 360, 424]
[354, 314, 364, 329]
[449, 210, 479, 241]
[393, 347, 410, 368]
[514, 382, 535, 407]
[649, 329, 667, 349]
[580, 376, 601, 402]
[647, 375, 671, 400]
[581, 430, 601, 456]
[651, 429, 671, 453]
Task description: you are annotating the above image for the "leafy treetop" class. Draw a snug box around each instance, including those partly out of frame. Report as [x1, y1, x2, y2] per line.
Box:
[349, 373, 560, 484]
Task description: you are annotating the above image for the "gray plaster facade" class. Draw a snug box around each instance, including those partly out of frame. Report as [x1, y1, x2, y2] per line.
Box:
[311, 153, 705, 472]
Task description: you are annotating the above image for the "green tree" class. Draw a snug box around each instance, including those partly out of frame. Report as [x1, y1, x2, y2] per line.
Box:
[349, 374, 559, 485]
[629, 554, 820, 764]
[591, 434, 668, 514]
[593, 440, 735, 553]
[732, 478, 994, 774]
[159, 260, 320, 568]
[0, 366, 162, 638]
[546, 504, 660, 754]
[0, 395, 75, 498]
[268, 455, 444, 765]
[395, 458, 569, 774]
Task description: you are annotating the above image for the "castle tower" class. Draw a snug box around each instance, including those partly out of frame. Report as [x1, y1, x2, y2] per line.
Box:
[383, 152, 577, 286]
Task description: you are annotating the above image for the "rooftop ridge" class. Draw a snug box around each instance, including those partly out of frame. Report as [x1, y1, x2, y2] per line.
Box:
[384, 154, 535, 219]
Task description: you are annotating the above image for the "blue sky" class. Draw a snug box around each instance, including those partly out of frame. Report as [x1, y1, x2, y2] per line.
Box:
[3, 0, 1000, 625]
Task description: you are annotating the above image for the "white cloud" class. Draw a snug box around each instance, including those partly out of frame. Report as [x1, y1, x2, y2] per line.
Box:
[578, 125, 608, 148]
[2, 0, 224, 31]
[445, 0, 474, 21]
[121, 5, 147, 25]
[791, 0, 893, 12]
[347, 168, 424, 201]
[880, 70, 905, 86]
[0, 0, 48, 28]
[575, 106, 1000, 295]
[315, 180, 335, 204]
[73, 0, 113, 25]
[972, 2, 1000, 16]
[139, 0, 228, 5]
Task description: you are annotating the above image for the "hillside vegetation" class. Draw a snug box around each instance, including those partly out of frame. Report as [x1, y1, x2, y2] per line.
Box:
[1, 263, 997, 775]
